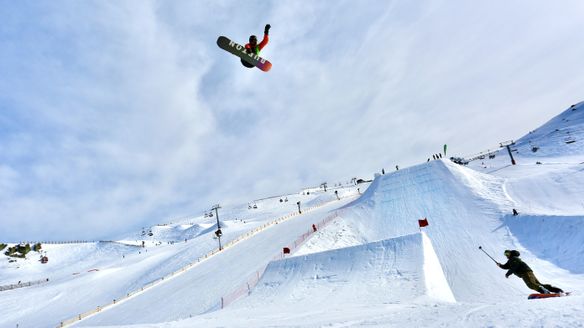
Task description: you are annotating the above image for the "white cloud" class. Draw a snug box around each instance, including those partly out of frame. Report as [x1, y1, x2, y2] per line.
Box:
[1, 0, 584, 241]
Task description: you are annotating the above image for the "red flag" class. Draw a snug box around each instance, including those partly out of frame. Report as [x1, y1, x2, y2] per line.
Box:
[418, 218, 429, 228]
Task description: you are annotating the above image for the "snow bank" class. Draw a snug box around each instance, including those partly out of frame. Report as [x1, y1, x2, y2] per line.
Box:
[236, 233, 429, 309]
[421, 232, 455, 303]
[504, 214, 584, 274]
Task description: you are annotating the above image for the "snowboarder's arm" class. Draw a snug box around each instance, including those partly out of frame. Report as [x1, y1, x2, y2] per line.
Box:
[498, 260, 516, 277]
[258, 24, 270, 51]
[258, 34, 269, 51]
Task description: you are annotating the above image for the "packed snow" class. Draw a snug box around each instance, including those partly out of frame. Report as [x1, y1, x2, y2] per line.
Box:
[1, 102, 584, 327]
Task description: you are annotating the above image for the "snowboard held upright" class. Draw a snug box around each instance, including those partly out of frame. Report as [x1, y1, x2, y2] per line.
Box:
[217, 36, 272, 72]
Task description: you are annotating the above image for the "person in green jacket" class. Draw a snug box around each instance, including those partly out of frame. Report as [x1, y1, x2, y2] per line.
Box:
[497, 250, 563, 294]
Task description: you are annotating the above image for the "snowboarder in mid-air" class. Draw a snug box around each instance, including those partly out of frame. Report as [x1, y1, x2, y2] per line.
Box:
[240, 24, 271, 68]
[497, 250, 563, 294]
[216, 24, 272, 72]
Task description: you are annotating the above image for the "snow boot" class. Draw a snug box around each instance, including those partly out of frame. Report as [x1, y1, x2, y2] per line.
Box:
[538, 285, 551, 294]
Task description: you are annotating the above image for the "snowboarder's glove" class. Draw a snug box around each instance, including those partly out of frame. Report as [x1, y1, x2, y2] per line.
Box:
[505, 272, 511, 278]
[264, 24, 271, 35]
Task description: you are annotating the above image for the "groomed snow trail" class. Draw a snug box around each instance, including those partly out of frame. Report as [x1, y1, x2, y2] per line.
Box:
[77, 197, 356, 326]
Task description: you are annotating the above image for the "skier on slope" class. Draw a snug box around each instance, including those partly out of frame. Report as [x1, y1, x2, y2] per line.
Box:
[497, 250, 563, 294]
[241, 24, 271, 68]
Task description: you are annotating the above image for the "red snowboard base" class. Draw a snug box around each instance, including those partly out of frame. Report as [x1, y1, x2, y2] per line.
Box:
[528, 292, 570, 300]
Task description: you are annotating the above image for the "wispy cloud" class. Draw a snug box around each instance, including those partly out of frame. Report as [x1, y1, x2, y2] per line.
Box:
[1, 0, 584, 241]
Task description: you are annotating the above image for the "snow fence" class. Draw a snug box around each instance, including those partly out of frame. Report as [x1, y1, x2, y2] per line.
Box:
[0, 278, 50, 292]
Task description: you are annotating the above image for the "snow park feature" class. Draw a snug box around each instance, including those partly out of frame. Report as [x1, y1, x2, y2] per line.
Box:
[2, 102, 584, 327]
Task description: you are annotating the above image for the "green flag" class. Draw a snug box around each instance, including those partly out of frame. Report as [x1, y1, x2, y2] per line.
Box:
[444, 144, 448, 156]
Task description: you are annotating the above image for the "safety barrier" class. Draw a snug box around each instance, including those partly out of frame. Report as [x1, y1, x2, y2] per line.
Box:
[58, 192, 359, 327]
[0, 278, 50, 292]
[7, 240, 141, 247]
[11, 240, 96, 245]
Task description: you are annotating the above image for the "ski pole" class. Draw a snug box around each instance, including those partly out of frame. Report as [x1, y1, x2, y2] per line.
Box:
[478, 246, 499, 264]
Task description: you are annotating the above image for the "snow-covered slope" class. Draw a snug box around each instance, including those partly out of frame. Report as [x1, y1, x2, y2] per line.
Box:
[329, 160, 518, 302]
[157, 152, 584, 326]
[515, 101, 584, 159]
[2, 101, 584, 328]
[78, 198, 357, 327]
[168, 101, 584, 327]
[0, 187, 361, 328]
[468, 101, 584, 171]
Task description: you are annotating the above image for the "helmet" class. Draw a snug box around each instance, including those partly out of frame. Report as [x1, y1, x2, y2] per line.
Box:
[504, 250, 520, 257]
[249, 35, 257, 44]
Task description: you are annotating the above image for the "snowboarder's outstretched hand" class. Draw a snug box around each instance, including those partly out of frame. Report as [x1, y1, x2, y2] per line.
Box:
[264, 24, 271, 35]
[497, 262, 502, 268]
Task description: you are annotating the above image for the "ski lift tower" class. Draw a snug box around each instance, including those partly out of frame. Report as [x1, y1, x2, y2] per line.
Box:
[499, 140, 516, 165]
[211, 204, 223, 250]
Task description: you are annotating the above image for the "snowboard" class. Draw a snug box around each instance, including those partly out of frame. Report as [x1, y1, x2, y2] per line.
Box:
[217, 36, 272, 72]
[528, 292, 571, 300]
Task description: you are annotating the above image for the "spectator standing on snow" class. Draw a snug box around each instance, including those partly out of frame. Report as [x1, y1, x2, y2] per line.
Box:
[497, 250, 563, 294]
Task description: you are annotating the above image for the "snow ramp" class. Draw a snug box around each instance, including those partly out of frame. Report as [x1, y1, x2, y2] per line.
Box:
[233, 233, 454, 311]
[338, 160, 531, 302]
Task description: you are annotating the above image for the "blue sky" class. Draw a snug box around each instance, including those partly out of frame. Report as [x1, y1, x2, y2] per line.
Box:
[1, 0, 584, 241]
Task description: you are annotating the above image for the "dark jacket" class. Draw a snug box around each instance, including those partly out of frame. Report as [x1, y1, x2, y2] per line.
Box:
[499, 256, 532, 278]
